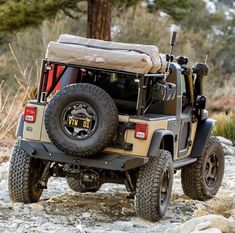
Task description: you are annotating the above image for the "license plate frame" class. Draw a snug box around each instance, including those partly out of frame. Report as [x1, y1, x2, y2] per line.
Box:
[67, 115, 91, 129]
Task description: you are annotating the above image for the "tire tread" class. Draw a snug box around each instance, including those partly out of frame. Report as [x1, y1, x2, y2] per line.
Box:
[44, 83, 118, 157]
[181, 136, 224, 201]
[135, 150, 173, 222]
[8, 140, 42, 203]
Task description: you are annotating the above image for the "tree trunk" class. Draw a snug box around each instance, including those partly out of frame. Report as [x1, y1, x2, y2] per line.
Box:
[87, 0, 111, 41]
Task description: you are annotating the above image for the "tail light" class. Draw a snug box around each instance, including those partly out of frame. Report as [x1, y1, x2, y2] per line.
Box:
[135, 123, 148, 139]
[24, 106, 37, 123]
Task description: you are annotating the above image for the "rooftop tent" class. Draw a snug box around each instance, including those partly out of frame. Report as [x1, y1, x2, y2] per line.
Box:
[46, 34, 167, 74]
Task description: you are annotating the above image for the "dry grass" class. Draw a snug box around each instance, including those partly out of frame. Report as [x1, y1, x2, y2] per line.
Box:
[193, 197, 234, 218]
[212, 112, 235, 145]
[0, 44, 39, 143]
[0, 84, 25, 141]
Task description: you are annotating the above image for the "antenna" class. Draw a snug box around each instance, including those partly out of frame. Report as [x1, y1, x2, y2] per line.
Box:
[164, 30, 177, 80]
[170, 31, 177, 47]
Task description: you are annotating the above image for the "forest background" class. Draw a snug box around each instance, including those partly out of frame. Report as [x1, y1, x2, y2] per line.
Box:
[0, 0, 234, 142]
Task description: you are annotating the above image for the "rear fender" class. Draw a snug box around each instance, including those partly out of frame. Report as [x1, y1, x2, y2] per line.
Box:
[191, 118, 215, 157]
[148, 130, 174, 157]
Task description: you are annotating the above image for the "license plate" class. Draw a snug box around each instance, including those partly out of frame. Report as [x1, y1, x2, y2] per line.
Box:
[67, 115, 91, 129]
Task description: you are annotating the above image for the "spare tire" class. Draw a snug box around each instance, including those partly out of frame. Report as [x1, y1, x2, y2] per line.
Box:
[44, 83, 118, 157]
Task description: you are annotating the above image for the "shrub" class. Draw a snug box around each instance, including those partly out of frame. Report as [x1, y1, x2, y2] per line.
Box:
[212, 112, 235, 145]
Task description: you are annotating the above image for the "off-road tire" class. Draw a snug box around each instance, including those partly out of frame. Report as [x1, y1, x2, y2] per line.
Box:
[181, 137, 224, 201]
[44, 83, 118, 157]
[8, 139, 45, 203]
[135, 150, 174, 222]
[67, 177, 101, 193]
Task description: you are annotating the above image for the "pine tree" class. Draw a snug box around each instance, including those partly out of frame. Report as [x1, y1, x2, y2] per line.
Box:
[0, 0, 200, 40]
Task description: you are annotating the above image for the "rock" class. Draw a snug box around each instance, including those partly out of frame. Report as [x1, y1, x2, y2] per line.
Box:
[223, 145, 235, 156]
[88, 230, 106, 233]
[192, 228, 222, 233]
[81, 212, 91, 218]
[0, 179, 10, 202]
[0, 161, 9, 180]
[217, 136, 233, 146]
[216, 136, 235, 156]
[75, 224, 86, 233]
[112, 221, 135, 231]
[121, 207, 135, 215]
[230, 208, 235, 216]
[165, 215, 235, 233]
[30, 203, 45, 212]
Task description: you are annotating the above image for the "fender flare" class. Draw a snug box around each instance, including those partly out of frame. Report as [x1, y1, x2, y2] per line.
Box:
[191, 118, 215, 157]
[148, 130, 174, 157]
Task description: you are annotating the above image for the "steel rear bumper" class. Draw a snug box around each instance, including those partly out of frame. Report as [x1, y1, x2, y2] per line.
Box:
[20, 139, 149, 171]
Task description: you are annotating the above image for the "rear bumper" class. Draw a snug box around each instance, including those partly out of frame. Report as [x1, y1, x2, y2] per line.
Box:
[20, 139, 149, 171]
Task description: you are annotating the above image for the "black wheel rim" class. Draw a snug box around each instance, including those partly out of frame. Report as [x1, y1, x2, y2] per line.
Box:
[160, 168, 170, 208]
[61, 101, 98, 140]
[205, 153, 219, 187]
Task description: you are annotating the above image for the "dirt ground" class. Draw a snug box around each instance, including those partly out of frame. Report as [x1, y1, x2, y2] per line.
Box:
[0, 137, 234, 233]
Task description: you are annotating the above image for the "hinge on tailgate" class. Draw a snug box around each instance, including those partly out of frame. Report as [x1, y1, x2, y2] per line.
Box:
[112, 122, 135, 151]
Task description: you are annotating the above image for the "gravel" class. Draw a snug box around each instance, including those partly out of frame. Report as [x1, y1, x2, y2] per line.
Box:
[0, 137, 234, 233]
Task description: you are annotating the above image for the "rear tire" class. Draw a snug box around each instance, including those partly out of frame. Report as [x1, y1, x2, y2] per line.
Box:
[135, 150, 174, 222]
[44, 83, 118, 157]
[8, 139, 45, 203]
[67, 177, 101, 193]
[181, 137, 224, 201]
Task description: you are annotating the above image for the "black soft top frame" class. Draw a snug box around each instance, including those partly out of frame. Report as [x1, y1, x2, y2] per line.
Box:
[37, 59, 165, 116]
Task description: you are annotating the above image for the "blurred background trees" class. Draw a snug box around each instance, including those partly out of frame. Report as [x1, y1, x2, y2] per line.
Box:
[0, 0, 234, 112]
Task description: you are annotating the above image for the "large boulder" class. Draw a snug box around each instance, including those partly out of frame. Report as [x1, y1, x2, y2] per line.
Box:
[165, 215, 235, 233]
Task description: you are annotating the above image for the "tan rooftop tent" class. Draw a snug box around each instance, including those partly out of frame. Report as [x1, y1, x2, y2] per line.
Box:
[46, 34, 167, 74]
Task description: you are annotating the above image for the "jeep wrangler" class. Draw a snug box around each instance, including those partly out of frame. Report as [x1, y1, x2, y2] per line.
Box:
[8, 32, 224, 222]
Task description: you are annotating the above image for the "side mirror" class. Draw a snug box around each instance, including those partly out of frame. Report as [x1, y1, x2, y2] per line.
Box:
[170, 31, 177, 46]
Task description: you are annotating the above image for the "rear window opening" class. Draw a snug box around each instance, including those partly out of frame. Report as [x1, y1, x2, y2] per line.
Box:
[42, 65, 175, 117]
[45, 66, 139, 115]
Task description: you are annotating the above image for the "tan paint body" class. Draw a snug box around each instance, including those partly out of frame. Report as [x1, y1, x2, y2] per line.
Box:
[125, 118, 168, 157]
[23, 103, 170, 158]
[187, 121, 198, 155]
